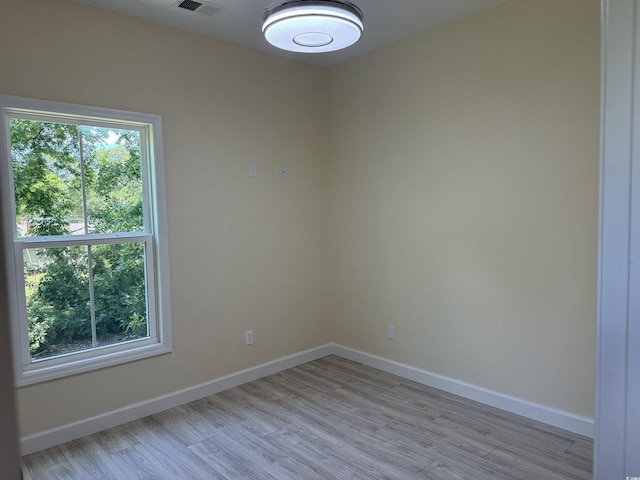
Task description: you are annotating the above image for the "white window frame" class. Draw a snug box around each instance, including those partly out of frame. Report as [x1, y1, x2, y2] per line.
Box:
[0, 95, 172, 386]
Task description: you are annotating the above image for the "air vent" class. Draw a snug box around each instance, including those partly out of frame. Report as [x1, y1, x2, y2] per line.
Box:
[178, 0, 202, 11]
[172, 0, 224, 16]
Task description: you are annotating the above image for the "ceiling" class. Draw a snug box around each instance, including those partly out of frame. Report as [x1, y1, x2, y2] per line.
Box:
[72, 0, 504, 67]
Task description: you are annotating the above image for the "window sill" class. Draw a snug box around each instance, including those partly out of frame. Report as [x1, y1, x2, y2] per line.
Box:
[16, 342, 172, 387]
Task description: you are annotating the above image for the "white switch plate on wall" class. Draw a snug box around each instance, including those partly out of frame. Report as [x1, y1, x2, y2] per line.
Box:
[279, 165, 287, 180]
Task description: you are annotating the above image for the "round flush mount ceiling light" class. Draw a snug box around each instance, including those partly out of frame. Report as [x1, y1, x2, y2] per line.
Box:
[262, 0, 364, 53]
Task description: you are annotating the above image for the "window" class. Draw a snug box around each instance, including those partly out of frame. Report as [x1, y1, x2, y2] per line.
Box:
[0, 95, 172, 386]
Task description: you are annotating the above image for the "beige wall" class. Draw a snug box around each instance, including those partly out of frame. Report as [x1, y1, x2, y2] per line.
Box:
[0, 0, 599, 441]
[328, 0, 599, 416]
[0, 0, 331, 436]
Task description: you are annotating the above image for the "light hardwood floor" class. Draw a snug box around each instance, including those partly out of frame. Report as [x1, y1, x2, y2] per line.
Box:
[22, 355, 593, 479]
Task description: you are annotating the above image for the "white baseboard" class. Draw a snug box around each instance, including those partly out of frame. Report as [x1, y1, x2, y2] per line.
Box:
[21, 342, 594, 455]
[329, 344, 595, 438]
[20, 344, 333, 455]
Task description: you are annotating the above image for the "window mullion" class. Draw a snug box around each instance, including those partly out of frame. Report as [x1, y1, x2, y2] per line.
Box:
[87, 245, 98, 349]
[140, 127, 152, 234]
[16, 232, 150, 249]
[78, 127, 97, 349]
[78, 126, 90, 234]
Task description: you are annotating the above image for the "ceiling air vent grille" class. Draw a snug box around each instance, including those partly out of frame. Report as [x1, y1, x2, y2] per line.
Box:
[173, 0, 224, 16]
[178, 0, 202, 11]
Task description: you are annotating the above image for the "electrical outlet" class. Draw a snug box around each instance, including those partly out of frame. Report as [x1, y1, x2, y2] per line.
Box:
[245, 330, 254, 345]
[387, 324, 395, 340]
[249, 163, 257, 177]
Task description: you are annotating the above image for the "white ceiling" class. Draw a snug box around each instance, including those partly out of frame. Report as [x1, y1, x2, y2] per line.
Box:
[73, 0, 504, 67]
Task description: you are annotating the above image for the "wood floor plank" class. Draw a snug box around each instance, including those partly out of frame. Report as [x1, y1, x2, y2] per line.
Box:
[119, 415, 177, 445]
[22, 459, 79, 480]
[433, 411, 575, 456]
[236, 377, 290, 401]
[22, 355, 594, 479]
[189, 434, 277, 480]
[218, 387, 293, 431]
[262, 429, 372, 480]
[21, 444, 70, 472]
[285, 365, 344, 393]
[420, 460, 483, 480]
[315, 356, 403, 390]
[152, 404, 217, 445]
[487, 435, 593, 478]
[41, 462, 80, 480]
[428, 441, 518, 480]
[65, 449, 128, 480]
[110, 443, 177, 479]
[310, 432, 431, 480]
[566, 438, 595, 462]
[135, 437, 224, 479]
[90, 425, 139, 455]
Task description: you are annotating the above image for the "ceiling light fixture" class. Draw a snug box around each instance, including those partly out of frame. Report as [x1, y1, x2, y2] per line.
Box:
[262, 0, 364, 53]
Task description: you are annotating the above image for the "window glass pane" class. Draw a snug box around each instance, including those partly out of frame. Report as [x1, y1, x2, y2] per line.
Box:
[11, 119, 84, 237]
[24, 246, 93, 361]
[93, 241, 148, 346]
[81, 127, 144, 234]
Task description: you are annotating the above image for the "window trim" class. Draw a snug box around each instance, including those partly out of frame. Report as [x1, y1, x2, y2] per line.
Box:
[0, 95, 172, 387]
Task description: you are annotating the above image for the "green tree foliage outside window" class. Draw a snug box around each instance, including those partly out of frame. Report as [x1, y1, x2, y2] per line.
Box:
[11, 119, 149, 360]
